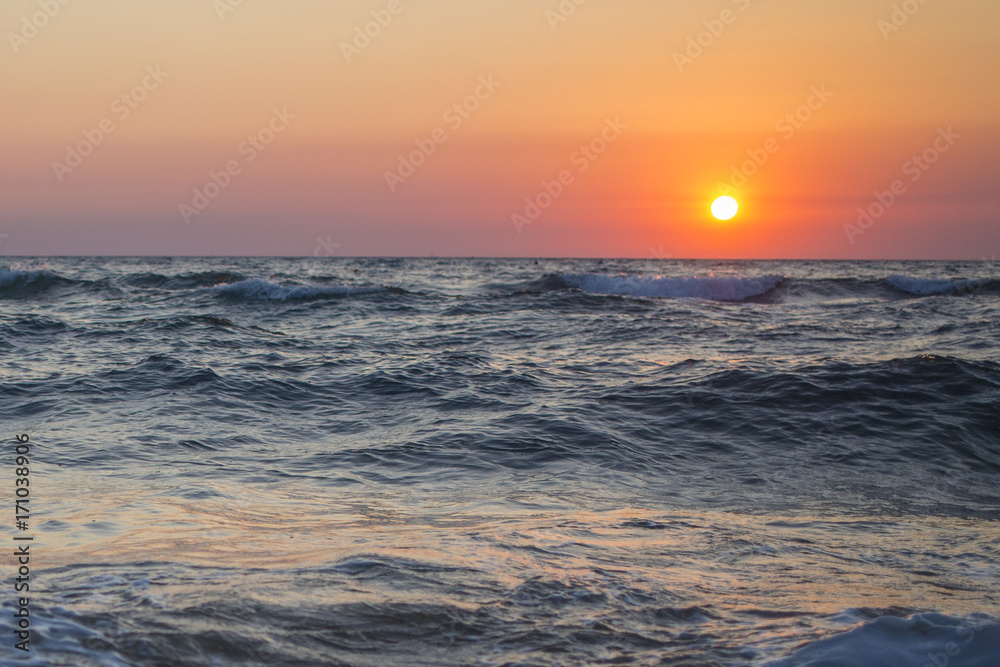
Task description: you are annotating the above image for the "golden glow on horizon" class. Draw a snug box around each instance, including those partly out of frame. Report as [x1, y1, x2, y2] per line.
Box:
[0, 0, 997, 257]
[711, 196, 739, 221]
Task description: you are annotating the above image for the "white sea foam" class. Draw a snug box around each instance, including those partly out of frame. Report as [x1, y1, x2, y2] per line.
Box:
[213, 278, 383, 300]
[763, 613, 1000, 667]
[561, 273, 784, 301]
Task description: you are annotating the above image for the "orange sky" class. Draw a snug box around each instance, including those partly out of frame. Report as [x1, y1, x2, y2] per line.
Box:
[1, 0, 998, 257]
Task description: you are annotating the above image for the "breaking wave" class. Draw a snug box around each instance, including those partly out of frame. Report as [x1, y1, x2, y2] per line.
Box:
[0, 266, 79, 297]
[764, 612, 1000, 667]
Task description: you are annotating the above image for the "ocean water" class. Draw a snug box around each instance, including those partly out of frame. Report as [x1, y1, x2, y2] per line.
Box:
[1, 257, 998, 666]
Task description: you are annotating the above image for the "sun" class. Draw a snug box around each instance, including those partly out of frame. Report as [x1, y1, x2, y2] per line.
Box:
[711, 196, 739, 221]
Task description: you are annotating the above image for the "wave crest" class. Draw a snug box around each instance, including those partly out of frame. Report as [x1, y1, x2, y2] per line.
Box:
[886, 275, 993, 296]
[122, 271, 250, 290]
[764, 613, 1000, 667]
[0, 264, 77, 296]
[560, 273, 785, 301]
[213, 278, 385, 301]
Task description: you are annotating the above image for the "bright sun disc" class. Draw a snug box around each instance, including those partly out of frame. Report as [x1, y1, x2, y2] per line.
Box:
[711, 196, 739, 221]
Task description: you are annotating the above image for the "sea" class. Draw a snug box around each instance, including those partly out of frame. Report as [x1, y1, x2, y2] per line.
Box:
[1, 257, 998, 666]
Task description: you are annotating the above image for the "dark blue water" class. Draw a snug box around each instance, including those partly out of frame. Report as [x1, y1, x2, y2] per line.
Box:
[1, 258, 998, 666]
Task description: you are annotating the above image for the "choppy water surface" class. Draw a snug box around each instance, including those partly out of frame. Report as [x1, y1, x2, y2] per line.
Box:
[1, 258, 998, 666]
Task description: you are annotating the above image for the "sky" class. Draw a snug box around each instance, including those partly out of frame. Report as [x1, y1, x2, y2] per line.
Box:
[1, 0, 998, 258]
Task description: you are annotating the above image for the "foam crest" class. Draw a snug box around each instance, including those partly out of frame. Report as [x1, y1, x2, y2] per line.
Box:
[0, 263, 77, 296]
[764, 613, 1000, 667]
[0, 265, 54, 287]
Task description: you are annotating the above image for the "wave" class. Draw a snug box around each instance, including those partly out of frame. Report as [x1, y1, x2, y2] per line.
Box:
[121, 270, 250, 290]
[764, 612, 1000, 667]
[213, 278, 388, 301]
[886, 275, 995, 296]
[0, 314, 71, 336]
[7, 264, 997, 305]
[0, 266, 79, 297]
[531, 272, 1000, 303]
[559, 273, 785, 301]
[128, 314, 284, 336]
[11, 562, 998, 667]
